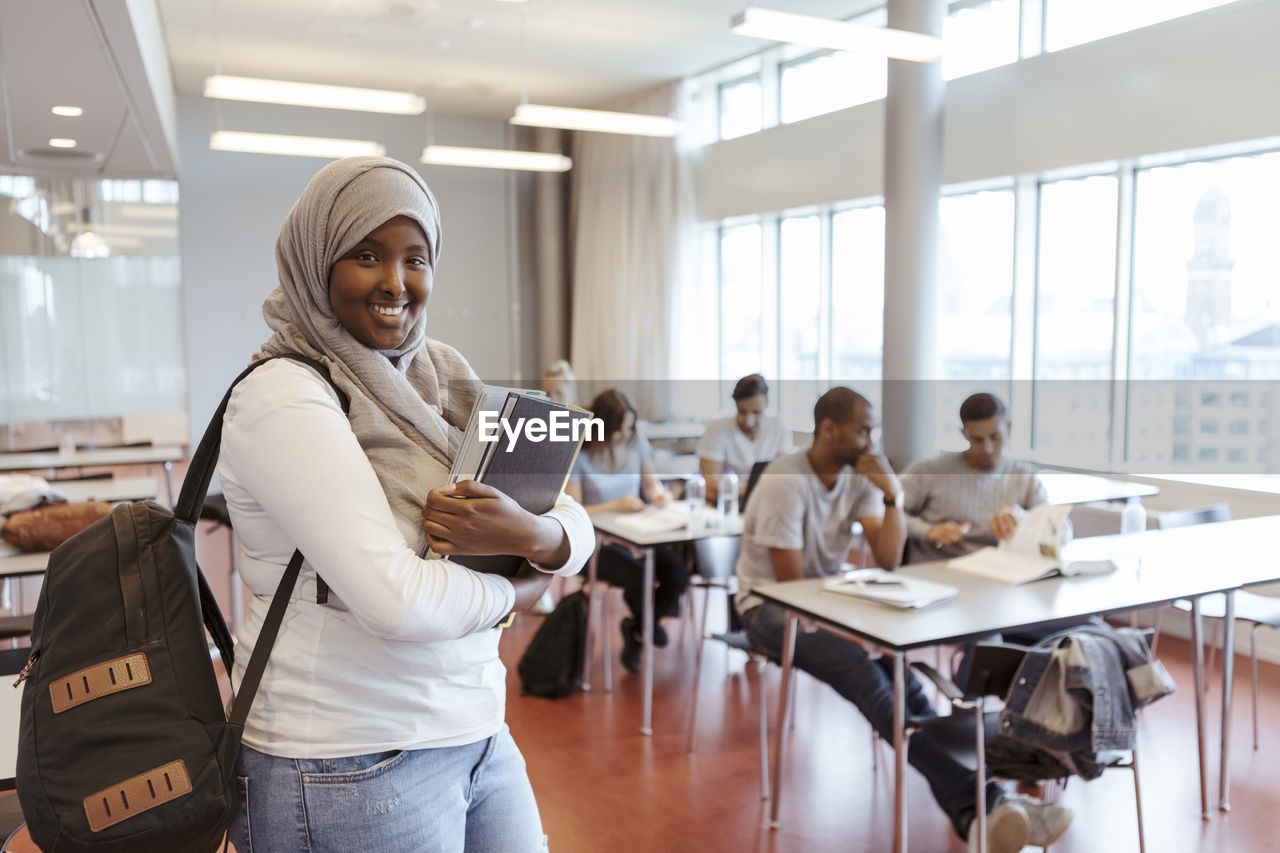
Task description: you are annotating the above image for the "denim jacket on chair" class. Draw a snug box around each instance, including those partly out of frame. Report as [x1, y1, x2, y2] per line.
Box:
[993, 625, 1170, 780]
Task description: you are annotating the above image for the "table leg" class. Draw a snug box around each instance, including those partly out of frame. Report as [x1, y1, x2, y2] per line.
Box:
[769, 614, 798, 829]
[1190, 597, 1208, 819]
[893, 652, 907, 853]
[163, 460, 175, 507]
[1219, 589, 1235, 812]
[581, 541, 600, 692]
[641, 547, 654, 736]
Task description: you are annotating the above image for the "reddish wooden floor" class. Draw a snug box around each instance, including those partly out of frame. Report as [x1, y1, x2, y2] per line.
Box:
[6, 588, 1279, 852]
[503, 589, 1280, 853]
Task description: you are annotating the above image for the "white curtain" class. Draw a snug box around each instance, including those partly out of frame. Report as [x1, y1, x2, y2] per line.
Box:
[569, 81, 692, 420]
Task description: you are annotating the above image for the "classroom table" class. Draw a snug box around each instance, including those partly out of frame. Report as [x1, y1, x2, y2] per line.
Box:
[587, 508, 743, 735]
[1041, 472, 1159, 506]
[754, 514, 1280, 852]
[1, 446, 184, 506]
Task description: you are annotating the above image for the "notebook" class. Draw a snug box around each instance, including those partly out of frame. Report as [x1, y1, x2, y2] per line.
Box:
[821, 568, 958, 611]
[609, 505, 697, 535]
[424, 389, 593, 577]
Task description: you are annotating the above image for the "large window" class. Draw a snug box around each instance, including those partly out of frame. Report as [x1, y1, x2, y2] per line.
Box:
[1032, 174, 1118, 467]
[1044, 0, 1239, 52]
[718, 75, 762, 141]
[780, 50, 885, 125]
[942, 0, 1021, 81]
[718, 222, 764, 383]
[831, 205, 886, 387]
[1128, 151, 1280, 473]
[694, 137, 1280, 486]
[934, 189, 1015, 450]
[778, 214, 824, 425]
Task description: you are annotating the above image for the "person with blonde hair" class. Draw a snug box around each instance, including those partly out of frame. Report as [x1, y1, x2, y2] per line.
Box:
[541, 359, 576, 406]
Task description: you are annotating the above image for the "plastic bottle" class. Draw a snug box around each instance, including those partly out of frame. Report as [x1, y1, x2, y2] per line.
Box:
[1120, 497, 1147, 537]
[717, 466, 740, 523]
[686, 471, 706, 513]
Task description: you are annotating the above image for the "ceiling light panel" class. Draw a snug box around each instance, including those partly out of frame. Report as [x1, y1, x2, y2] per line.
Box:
[203, 75, 426, 114]
[421, 145, 572, 172]
[210, 131, 386, 159]
[511, 104, 681, 137]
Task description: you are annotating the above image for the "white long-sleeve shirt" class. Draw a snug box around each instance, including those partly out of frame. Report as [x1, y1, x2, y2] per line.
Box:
[218, 358, 593, 757]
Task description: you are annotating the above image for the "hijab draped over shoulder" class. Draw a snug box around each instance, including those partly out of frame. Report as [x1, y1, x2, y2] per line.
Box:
[256, 156, 480, 549]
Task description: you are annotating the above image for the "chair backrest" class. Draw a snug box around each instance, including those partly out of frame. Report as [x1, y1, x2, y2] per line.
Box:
[742, 460, 770, 510]
[961, 643, 1030, 699]
[1156, 502, 1231, 529]
[693, 535, 743, 582]
[964, 626, 1156, 700]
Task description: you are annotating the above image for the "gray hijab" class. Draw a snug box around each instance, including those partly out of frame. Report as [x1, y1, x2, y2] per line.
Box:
[256, 156, 480, 548]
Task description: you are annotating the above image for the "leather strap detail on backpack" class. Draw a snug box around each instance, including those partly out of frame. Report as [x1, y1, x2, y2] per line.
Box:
[50, 653, 151, 714]
[83, 759, 192, 832]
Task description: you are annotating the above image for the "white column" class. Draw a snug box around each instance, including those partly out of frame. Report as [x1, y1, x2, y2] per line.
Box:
[882, 0, 945, 470]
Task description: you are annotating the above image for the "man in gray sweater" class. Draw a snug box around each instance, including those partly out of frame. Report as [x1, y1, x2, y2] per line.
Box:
[901, 393, 1047, 565]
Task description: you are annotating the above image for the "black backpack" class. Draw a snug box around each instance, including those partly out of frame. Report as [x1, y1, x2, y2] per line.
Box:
[516, 591, 588, 698]
[15, 355, 347, 853]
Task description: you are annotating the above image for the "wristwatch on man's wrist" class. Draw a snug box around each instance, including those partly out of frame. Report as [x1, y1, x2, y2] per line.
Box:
[883, 489, 905, 507]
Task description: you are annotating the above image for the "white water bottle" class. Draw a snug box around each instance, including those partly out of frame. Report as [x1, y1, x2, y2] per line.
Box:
[717, 467, 739, 522]
[686, 472, 706, 512]
[1120, 497, 1147, 537]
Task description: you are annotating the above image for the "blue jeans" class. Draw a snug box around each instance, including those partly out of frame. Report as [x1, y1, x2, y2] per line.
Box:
[740, 602, 997, 839]
[230, 725, 546, 853]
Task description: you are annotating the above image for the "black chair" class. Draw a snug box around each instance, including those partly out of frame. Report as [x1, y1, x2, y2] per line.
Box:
[912, 640, 1146, 852]
[741, 460, 770, 511]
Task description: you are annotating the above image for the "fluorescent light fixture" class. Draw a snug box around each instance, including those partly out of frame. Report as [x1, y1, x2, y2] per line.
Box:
[731, 7, 943, 62]
[210, 131, 386, 159]
[421, 145, 571, 172]
[48, 138, 77, 148]
[511, 104, 681, 137]
[203, 75, 426, 115]
[70, 231, 109, 259]
[52, 105, 83, 117]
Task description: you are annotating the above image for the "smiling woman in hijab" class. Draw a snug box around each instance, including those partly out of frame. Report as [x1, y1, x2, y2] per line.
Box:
[219, 156, 593, 852]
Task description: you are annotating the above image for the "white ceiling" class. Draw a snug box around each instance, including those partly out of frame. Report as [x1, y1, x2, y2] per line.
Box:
[0, 0, 176, 178]
[0, 0, 870, 179]
[158, 0, 862, 116]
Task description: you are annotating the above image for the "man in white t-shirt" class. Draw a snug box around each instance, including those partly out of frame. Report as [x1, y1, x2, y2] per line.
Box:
[734, 387, 1073, 853]
[696, 373, 792, 504]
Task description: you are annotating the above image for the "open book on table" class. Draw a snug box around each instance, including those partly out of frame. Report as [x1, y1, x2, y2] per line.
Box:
[946, 503, 1117, 585]
[821, 568, 958, 611]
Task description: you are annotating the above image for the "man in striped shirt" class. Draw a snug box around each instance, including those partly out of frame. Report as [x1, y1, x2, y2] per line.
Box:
[901, 393, 1047, 565]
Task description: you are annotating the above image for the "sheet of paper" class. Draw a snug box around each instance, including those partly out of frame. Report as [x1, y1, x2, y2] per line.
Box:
[1000, 502, 1074, 559]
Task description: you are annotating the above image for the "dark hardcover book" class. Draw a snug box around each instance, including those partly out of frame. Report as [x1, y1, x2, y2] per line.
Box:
[445, 393, 593, 577]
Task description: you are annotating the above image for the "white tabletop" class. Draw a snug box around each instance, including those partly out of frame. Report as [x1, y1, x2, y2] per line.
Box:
[637, 420, 705, 442]
[1041, 472, 1159, 505]
[591, 508, 743, 547]
[49, 477, 158, 504]
[0, 445, 185, 471]
[754, 515, 1280, 651]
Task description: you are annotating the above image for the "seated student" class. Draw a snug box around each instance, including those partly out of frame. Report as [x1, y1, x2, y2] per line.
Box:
[542, 359, 576, 406]
[697, 373, 793, 504]
[734, 387, 1072, 853]
[565, 389, 690, 674]
[901, 392, 1047, 565]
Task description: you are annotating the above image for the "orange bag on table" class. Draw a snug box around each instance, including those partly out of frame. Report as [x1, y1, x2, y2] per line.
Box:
[1, 501, 111, 552]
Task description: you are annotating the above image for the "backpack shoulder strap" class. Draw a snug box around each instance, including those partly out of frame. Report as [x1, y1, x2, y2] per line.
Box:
[178, 355, 351, 678]
[175, 355, 350, 525]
